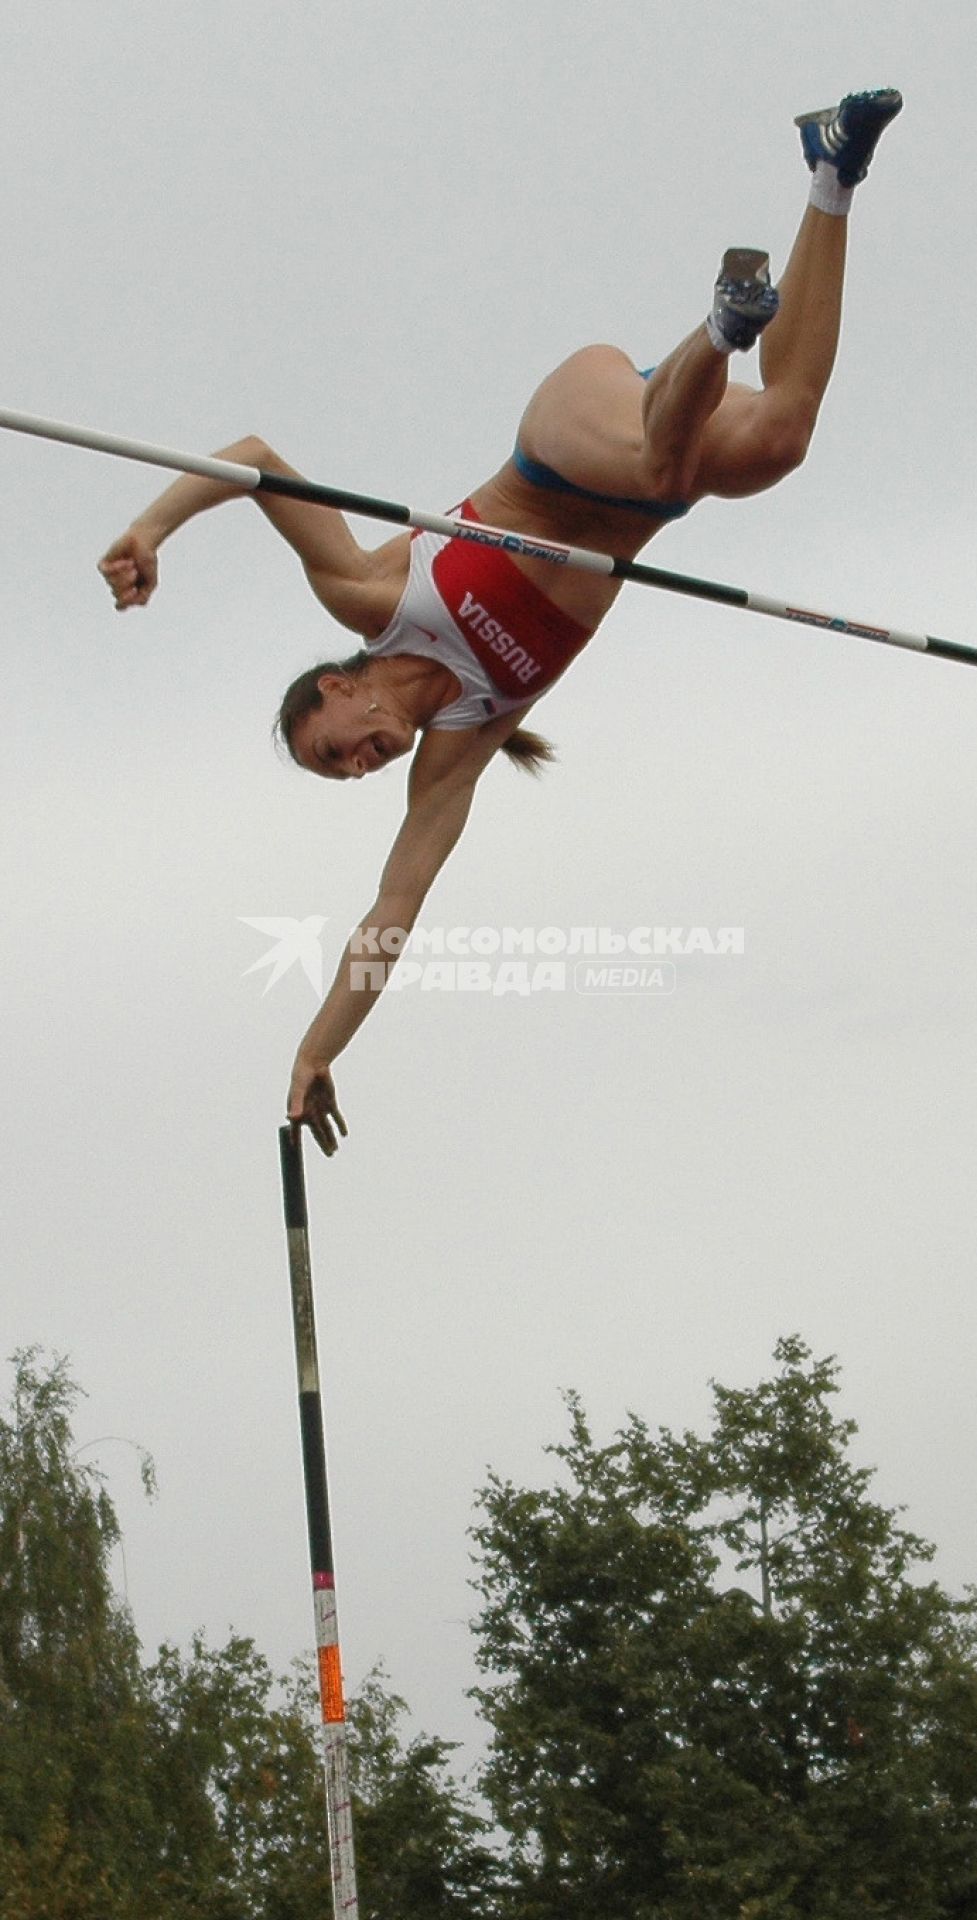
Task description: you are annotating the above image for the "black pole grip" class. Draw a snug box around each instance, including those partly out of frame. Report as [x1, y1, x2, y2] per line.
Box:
[279, 1124, 308, 1230]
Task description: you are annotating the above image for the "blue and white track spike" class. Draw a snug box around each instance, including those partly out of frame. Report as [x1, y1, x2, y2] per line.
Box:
[795, 88, 903, 188]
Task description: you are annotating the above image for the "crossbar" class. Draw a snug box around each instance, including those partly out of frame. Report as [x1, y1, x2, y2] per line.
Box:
[1, 405, 972, 669]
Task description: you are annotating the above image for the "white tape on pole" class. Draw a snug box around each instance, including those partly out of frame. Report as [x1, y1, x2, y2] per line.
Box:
[0, 409, 261, 489]
[747, 590, 930, 653]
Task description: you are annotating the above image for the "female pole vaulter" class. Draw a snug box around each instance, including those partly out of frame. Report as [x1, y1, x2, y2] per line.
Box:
[99, 90, 901, 1157]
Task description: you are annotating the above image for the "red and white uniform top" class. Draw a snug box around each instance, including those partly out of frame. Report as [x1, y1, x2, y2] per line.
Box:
[366, 500, 593, 729]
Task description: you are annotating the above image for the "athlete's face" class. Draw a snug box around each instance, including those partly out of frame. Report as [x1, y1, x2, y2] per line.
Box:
[290, 678, 414, 782]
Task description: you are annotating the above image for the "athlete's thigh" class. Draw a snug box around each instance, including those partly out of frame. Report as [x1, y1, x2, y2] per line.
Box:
[516, 344, 649, 491]
[688, 379, 784, 501]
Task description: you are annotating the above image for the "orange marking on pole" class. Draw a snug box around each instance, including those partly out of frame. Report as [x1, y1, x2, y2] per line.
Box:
[318, 1643, 346, 1723]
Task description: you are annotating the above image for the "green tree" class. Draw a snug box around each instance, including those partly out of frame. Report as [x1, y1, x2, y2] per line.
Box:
[346, 1664, 500, 1919]
[0, 1349, 498, 1919]
[470, 1337, 977, 1920]
[145, 1645, 502, 1920]
[143, 1632, 334, 1920]
[0, 1348, 159, 1919]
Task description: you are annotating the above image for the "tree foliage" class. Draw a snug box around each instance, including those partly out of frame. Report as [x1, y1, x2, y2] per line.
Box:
[0, 1348, 159, 1918]
[4, 1338, 977, 1918]
[0, 1350, 491, 1919]
[470, 1336, 977, 1919]
[346, 1666, 499, 1919]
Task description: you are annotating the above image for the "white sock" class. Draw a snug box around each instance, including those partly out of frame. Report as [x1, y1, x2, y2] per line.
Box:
[705, 312, 736, 355]
[808, 161, 853, 218]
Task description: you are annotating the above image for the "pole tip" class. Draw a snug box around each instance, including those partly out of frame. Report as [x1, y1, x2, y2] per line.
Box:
[278, 1124, 308, 1229]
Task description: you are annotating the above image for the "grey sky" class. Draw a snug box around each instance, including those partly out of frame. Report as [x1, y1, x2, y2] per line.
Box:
[3, 0, 976, 1761]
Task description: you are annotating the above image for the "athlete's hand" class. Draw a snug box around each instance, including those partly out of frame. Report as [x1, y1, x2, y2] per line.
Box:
[288, 1052, 348, 1159]
[98, 528, 159, 610]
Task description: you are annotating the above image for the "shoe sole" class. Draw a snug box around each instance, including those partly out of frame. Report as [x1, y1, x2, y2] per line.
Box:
[795, 89, 902, 133]
[795, 90, 903, 183]
[721, 247, 770, 287]
[717, 249, 775, 318]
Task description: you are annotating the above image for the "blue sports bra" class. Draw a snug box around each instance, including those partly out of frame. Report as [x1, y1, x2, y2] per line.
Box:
[511, 444, 690, 518]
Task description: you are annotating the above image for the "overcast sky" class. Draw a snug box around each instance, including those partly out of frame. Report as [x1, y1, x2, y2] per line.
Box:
[3, 0, 976, 1766]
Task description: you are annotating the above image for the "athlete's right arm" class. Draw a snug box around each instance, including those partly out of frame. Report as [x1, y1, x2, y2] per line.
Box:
[288, 711, 534, 1155]
[97, 435, 386, 633]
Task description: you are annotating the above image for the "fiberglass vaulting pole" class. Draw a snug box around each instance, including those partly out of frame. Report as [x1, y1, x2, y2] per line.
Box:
[1, 405, 975, 670]
[278, 1125, 359, 1919]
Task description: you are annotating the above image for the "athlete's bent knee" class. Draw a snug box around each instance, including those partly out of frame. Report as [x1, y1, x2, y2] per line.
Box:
[758, 399, 818, 480]
[777, 423, 814, 476]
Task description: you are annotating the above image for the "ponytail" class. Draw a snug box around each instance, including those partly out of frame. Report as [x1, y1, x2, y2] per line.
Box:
[500, 726, 556, 775]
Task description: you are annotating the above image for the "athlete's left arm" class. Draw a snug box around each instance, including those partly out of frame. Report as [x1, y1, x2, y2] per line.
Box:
[288, 710, 534, 1155]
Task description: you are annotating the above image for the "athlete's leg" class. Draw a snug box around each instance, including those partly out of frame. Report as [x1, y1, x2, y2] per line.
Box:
[514, 250, 779, 507]
[513, 91, 900, 512]
[512, 271, 787, 511]
[635, 328, 729, 500]
[513, 319, 744, 511]
[690, 205, 847, 499]
[690, 88, 901, 500]
[636, 250, 780, 499]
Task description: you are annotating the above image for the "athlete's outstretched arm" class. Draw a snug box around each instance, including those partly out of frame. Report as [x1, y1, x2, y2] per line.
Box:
[289, 711, 532, 1157]
[97, 435, 384, 632]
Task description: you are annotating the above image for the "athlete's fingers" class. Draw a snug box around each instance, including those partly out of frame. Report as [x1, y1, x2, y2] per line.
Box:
[312, 1101, 340, 1155]
[312, 1096, 347, 1157]
[310, 1112, 338, 1157]
[287, 1056, 346, 1159]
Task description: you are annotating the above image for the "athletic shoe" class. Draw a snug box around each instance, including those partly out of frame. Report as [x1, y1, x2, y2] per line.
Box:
[709, 248, 780, 351]
[795, 89, 903, 187]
